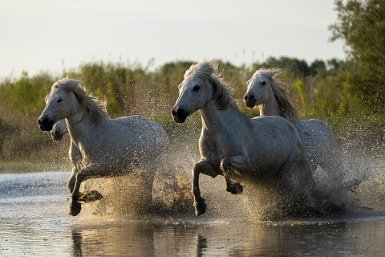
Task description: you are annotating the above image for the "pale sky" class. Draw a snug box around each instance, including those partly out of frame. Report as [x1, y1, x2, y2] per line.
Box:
[0, 0, 345, 78]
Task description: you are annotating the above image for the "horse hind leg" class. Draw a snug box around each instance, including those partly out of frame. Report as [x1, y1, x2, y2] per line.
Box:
[288, 157, 345, 215]
[281, 158, 318, 215]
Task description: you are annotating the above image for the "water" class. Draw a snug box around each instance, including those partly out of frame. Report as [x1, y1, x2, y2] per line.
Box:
[0, 171, 385, 257]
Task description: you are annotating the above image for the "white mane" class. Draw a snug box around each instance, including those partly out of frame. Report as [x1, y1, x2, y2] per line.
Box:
[53, 78, 108, 125]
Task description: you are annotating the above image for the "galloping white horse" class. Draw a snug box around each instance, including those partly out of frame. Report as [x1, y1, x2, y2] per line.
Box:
[38, 78, 170, 216]
[243, 69, 342, 177]
[172, 62, 320, 217]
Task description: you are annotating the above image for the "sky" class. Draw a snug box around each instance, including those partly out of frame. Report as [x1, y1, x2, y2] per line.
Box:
[0, 0, 345, 78]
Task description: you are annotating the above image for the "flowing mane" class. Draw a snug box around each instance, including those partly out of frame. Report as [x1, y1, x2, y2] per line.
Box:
[254, 68, 298, 121]
[53, 78, 108, 125]
[184, 62, 235, 110]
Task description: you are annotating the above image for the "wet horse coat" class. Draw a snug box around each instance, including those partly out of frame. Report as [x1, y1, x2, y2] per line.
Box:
[38, 78, 170, 216]
[172, 62, 319, 217]
[244, 68, 342, 184]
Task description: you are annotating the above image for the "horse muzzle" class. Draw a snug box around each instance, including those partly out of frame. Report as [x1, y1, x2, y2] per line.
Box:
[243, 94, 257, 108]
[171, 107, 189, 123]
[38, 116, 54, 131]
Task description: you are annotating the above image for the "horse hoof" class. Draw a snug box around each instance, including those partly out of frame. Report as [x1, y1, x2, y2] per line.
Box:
[193, 200, 206, 216]
[66, 186, 74, 194]
[78, 191, 103, 203]
[70, 201, 82, 216]
[226, 183, 243, 194]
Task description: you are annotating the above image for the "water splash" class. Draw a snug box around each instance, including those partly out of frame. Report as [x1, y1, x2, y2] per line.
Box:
[72, 131, 385, 222]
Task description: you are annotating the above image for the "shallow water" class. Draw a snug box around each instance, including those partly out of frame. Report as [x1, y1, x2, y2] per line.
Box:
[0, 171, 385, 257]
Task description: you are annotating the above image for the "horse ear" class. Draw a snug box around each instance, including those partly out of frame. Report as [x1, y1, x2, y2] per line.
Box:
[209, 60, 219, 71]
[268, 68, 283, 79]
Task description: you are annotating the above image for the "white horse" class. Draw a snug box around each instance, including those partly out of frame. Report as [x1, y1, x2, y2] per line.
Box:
[172, 62, 323, 217]
[243, 69, 342, 178]
[50, 120, 83, 192]
[38, 78, 170, 216]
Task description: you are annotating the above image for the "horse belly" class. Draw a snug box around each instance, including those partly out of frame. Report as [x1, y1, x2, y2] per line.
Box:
[80, 139, 154, 172]
[247, 164, 282, 182]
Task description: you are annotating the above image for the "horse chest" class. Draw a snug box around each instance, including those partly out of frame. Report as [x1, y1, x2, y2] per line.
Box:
[200, 133, 243, 161]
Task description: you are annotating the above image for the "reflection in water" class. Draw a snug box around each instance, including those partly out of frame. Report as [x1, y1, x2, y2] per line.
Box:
[72, 231, 83, 257]
[194, 234, 207, 257]
[68, 218, 385, 257]
[70, 223, 210, 257]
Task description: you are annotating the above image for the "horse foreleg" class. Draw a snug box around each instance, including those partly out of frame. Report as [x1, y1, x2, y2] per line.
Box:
[225, 179, 243, 194]
[67, 167, 78, 193]
[221, 156, 249, 194]
[192, 161, 216, 216]
[70, 167, 104, 216]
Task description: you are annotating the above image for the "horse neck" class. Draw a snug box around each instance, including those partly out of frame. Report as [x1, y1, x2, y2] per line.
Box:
[259, 94, 301, 126]
[259, 93, 281, 116]
[200, 100, 245, 132]
[65, 107, 99, 147]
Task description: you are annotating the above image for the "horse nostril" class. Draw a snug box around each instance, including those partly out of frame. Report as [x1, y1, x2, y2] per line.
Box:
[244, 95, 256, 108]
[172, 107, 188, 123]
[172, 107, 186, 116]
[176, 108, 185, 115]
[243, 95, 248, 101]
[37, 115, 54, 131]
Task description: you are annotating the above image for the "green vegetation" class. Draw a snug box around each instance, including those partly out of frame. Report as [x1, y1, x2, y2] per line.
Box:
[1, 0, 385, 171]
[330, 0, 385, 112]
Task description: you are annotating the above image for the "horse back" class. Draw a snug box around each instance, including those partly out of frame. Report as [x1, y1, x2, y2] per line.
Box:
[250, 116, 302, 145]
[247, 116, 305, 169]
[299, 119, 333, 137]
[199, 115, 303, 174]
[102, 115, 169, 159]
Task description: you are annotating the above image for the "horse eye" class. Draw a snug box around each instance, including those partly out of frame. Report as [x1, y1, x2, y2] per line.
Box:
[193, 85, 200, 91]
[261, 81, 266, 86]
[57, 98, 62, 103]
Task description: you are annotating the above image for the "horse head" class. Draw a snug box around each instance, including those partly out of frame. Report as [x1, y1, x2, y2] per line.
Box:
[37, 79, 82, 131]
[244, 68, 298, 120]
[244, 68, 279, 108]
[171, 63, 216, 123]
